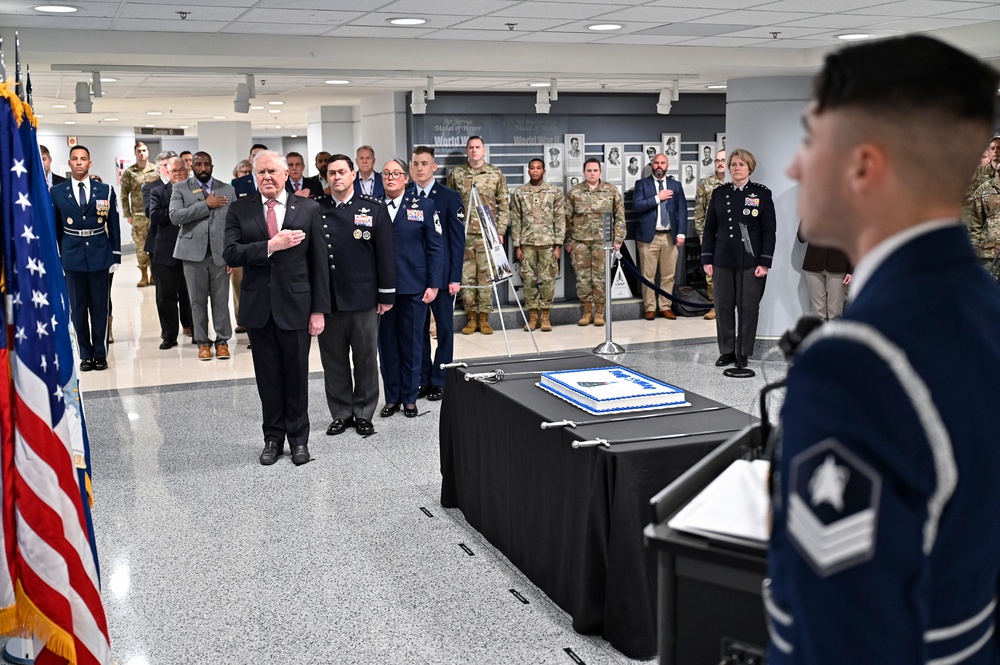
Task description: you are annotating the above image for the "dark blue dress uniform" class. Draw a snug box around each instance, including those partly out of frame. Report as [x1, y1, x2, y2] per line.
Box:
[232, 173, 255, 200]
[378, 192, 444, 408]
[701, 181, 776, 356]
[767, 225, 1000, 664]
[411, 181, 466, 392]
[51, 178, 122, 366]
[315, 193, 396, 425]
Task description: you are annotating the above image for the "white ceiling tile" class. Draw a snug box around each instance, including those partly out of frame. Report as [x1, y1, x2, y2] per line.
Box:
[221, 21, 334, 35]
[505, 31, 611, 42]
[379, 0, 521, 16]
[420, 28, 525, 41]
[593, 34, 706, 45]
[236, 8, 361, 24]
[0, 15, 113, 29]
[847, 0, 989, 15]
[123, 0, 257, 5]
[691, 10, 821, 24]
[937, 4, 1000, 19]
[673, 35, 773, 46]
[323, 25, 437, 38]
[447, 16, 573, 31]
[753, 0, 887, 10]
[252, 0, 392, 8]
[117, 4, 245, 20]
[110, 18, 231, 32]
[774, 14, 891, 28]
[646, 0, 774, 8]
[721, 25, 827, 38]
[591, 6, 728, 22]
[744, 37, 839, 47]
[867, 15, 981, 29]
[542, 19, 662, 34]
[346, 12, 469, 28]
[488, 2, 613, 19]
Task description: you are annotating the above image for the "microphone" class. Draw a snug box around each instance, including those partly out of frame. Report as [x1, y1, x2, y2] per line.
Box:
[777, 316, 824, 360]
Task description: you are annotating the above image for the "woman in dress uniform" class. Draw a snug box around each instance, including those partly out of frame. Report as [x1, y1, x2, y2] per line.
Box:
[700, 148, 776, 368]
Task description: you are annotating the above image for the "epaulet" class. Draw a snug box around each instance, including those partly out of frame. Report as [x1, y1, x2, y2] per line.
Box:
[359, 194, 384, 206]
[750, 181, 770, 191]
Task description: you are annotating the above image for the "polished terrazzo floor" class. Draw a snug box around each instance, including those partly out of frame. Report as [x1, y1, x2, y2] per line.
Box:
[71, 255, 788, 665]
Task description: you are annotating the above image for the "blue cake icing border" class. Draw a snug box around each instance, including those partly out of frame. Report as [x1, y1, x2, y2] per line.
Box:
[536, 382, 691, 416]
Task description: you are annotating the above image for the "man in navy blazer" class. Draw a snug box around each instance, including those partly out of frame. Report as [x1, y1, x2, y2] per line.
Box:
[632, 153, 688, 319]
[353, 145, 385, 198]
[284, 152, 323, 199]
[377, 159, 444, 418]
[223, 150, 331, 466]
[410, 146, 465, 401]
[147, 157, 193, 349]
[51, 145, 121, 371]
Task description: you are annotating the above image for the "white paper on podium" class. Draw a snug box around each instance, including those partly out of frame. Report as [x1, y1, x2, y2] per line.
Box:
[667, 459, 771, 546]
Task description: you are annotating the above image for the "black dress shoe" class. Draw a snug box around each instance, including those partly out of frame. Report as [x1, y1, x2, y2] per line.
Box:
[736, 355, 749, 368]
[159, 339, 178, 350]
[427, 386, 445, 401]
[355, 418, 375, 436]
[715, 353, 736, 367]
[80, 359, 95, 372]
[291, 443, 310, 466]
[326, 417, 355, 435]
[94, 358, 109, 371]
[416, 385, 431, 399]
[404, 404, 418, 418]
[259, 440, 283, 465]
[380, 403, 401, 418]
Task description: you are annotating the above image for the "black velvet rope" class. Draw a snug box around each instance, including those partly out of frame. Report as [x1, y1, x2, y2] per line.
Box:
[616, 258, 714, 310]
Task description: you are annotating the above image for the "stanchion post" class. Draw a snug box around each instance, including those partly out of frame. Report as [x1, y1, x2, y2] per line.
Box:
[594, 213, 624, 355]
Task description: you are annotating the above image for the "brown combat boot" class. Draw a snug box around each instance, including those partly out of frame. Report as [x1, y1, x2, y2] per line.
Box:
[523, 309, 538, 331]
[578, 302, 592, 326]
[540, 309, 552, 332]
[478, 313, 493, 335]
[461, 312, 478, 335]
[594, 301, 606, 326]
[137, 266, 149, 287]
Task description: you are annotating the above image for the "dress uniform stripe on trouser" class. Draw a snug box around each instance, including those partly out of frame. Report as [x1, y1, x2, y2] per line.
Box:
[762, 579, 793, 655]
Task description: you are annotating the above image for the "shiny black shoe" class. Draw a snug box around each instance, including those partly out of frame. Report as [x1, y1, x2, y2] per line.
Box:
[355, 418, 375, 436]
[159, 339, 178, 350]
[259, 440, 283, 466]
[736, 355, 749, 368]
[80, 359, 95, 372]
[715, 353, 736, 367]
[404, 404, 418, 418]
[291, 443, 310, 466]
[427, 386, 445, 401]
[94, 358, 109, 371]
[380, 403, 401, 418]
[326, 417, 355, 436]
[416, 385, 431, 399]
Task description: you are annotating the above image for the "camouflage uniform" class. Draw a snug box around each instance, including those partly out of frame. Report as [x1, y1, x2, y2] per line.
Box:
[511, 182, 565, 310]
[962, 163, 996, 230]
[120, 161, 158, 270]
[694, 173, 726, 300]
[447, 163, 509, 314]
[970, 174, 1000, 267]
[564, 181, 625, 305]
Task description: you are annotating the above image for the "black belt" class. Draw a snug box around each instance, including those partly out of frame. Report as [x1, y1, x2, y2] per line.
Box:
[655, 229, 671, 234]
[63, 227, 106, 237]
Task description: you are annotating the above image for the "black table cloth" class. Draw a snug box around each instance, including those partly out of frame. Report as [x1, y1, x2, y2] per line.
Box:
[439, 353, 755, 658]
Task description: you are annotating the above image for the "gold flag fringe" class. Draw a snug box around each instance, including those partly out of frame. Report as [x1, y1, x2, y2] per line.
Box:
[16, 581, 78, 662]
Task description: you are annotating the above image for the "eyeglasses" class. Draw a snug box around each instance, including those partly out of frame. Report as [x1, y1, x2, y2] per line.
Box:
[381, 171, 407, 179]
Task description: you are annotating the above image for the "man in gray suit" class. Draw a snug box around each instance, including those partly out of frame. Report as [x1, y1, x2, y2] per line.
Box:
[169, 151, 236, 361]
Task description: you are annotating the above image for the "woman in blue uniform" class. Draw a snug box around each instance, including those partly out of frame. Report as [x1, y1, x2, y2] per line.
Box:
[700, 148, 776, 368]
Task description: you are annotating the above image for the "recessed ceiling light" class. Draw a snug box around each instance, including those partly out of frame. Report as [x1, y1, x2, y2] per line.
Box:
[706, 85, 727, 90]
[103, 117, 118, 121]
[100, 77, 117, 82]
[34, 5, 78, 13]
[250, 105, 264, 110]
[268, 109, 281, 114]
[146, 124, 155, 128]
[325, 80, 350, 85]
[587, 24, 622, 31]
[388, 17, 426, 26]
[275, 125, 282, 128]
[836, 33, 872, 41]
[213, 115, 226, 119]
[146, 111, 162, 116]
[52, 104, 68, 109]
[529, 82, 550, 88]
[64, 121, 75, 125]
[268, 101, 284, 106]
[179, 125, 189, 129]
[290, 134, 298, 138]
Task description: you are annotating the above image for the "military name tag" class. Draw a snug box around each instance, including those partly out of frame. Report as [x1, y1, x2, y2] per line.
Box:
[745, 197, 760, 207]
[406, 209, 424, 222]
[354, 214, 373, 227]
[192, 188, 203, 194]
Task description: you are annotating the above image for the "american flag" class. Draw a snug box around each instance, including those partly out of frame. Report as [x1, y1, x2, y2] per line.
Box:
[0, 84, 111, 663]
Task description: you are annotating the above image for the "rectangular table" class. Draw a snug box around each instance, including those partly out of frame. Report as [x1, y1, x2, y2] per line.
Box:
[439, 353, 755, 658]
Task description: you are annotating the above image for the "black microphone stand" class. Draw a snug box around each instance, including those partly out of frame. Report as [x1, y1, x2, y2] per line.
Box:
[724, 222, 756, 378]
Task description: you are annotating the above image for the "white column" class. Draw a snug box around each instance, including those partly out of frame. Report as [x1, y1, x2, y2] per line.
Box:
[196, 121, 252, 180]
[725, 76, 813, 338]
[306, 105, 358, 167]
[359, 92, 409, 165]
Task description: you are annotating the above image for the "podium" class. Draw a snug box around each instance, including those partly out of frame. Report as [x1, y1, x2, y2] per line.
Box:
[643, 425, 769, 665]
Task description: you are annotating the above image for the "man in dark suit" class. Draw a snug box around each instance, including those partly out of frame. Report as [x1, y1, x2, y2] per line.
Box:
[410, 146, 465, 401]
[317, 154, 396, 437]
[223, 150, 331, 466]
[353, 145, 385, 198]
[232, 143, 268, 200]
[377, 158, 443, 419]
[51, 145, 121, 371]
[40, 144, 65, 189]
[767, 35, 1000, 663]
[285, 151, 323, 198]
[148, 157, 194, 349]
[632, 153, 688, 320]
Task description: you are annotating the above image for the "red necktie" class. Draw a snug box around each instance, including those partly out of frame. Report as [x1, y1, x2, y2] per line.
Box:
[265, 199, 278, 238]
